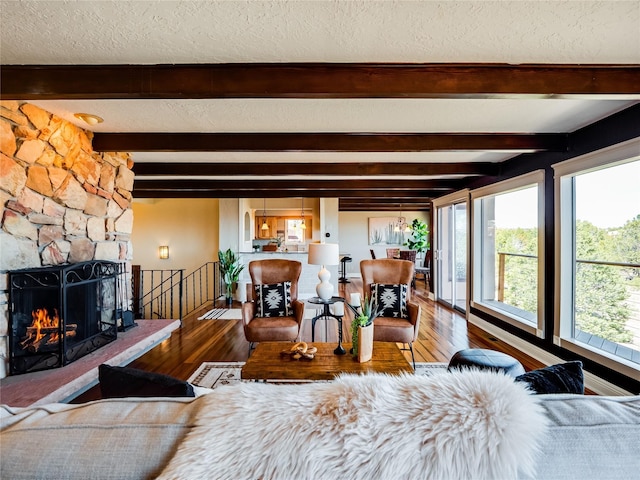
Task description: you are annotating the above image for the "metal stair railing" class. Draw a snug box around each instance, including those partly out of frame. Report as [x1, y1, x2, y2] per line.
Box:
[132, 262, 222, 324]
[132, 266, 184, 322]
[183, 261, 223, 317]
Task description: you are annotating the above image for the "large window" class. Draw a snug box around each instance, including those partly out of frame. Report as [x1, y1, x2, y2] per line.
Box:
[471, 171, 545, 335]
[554, 139, 640, 377]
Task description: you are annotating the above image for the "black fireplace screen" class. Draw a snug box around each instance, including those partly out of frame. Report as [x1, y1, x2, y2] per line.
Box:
[9, 261, 118, 375]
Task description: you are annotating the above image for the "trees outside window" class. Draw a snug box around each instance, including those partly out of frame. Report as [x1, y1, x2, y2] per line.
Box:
[470, 171, 544, 335]
[555, 140, 639, 376]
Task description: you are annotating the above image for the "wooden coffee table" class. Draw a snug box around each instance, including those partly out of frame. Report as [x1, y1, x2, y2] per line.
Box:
[241, 341, 413, 381]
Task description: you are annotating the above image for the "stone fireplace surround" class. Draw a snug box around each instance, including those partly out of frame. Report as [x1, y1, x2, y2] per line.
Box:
[0, 101, 134, 378]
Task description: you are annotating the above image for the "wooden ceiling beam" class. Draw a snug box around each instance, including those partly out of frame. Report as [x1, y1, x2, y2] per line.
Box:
[3, 63, 639, 99]
[131, 187, 446, 199]
[339, 199, 432, 211]
[133, 162, 497, 176]
[133, 179, 462, 190]
[95, 132, 566, 152]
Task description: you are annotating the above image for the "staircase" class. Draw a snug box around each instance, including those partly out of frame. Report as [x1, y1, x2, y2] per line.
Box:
[132, 262, 223, 323]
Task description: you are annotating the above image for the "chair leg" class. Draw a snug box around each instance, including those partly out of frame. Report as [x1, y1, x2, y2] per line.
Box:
[408, 343, 415, 370]
[248, 342, 256, 358]
[399, 342, 416, 369]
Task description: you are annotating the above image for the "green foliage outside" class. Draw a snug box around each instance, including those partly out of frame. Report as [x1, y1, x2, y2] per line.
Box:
[495, 217, 638, 344]
[574, 220, 632, 343]
[495, 227, 538, 314]
[616, 215, 640, 286]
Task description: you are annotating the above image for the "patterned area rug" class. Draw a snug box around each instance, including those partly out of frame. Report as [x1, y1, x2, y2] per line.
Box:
[198, 308, 321, 320]
[188, 361, 448, 389]
[197, 308, 242, 320]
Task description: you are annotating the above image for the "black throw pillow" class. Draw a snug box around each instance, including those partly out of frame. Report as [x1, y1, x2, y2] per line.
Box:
[98, 364, 195, 399]
[515, 361, 584, 394]
[371, 283, 408, 318]
[254, 281, 293, 317]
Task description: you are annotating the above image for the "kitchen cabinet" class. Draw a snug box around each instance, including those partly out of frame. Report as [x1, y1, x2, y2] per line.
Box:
[256, 217, 277, 238]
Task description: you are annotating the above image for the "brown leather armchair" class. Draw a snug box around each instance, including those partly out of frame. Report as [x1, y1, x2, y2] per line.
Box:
[360, 259, 422, 367]
[241, 259, 305, 356]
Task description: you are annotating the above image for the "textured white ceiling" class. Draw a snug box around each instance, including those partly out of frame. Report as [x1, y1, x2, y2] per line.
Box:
[29, 98, 638, 134]
[2, 1, 639, 180]
[2, 1, 639, 64]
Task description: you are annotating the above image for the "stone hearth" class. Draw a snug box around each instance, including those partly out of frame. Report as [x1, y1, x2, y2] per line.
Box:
[1, 101, 135, 376]
[0, 319, 180, 407]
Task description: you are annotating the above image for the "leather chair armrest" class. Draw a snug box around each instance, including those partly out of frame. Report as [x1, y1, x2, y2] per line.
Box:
[407, 301, 421, 324]
[292, 299, 305, 327]
[241, 301, 256, 327]
[407, 301, 421, 342]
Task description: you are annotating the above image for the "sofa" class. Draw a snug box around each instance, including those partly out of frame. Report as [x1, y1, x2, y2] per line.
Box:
[1, 369, 639, 480]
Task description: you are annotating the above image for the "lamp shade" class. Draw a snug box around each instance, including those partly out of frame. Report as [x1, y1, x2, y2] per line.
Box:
[308, 243, 340, 301]
[307, 243, 339, 266]
[158, 245, 169, 259]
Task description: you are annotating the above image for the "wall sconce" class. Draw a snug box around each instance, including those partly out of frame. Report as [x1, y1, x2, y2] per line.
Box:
[159, 245, 169, 259]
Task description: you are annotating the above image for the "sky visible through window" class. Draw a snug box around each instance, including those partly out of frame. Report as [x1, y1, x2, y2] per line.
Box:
[494, 186, 538, 229]
[493, 160, 639, 230]
[575, 160, 640, 228]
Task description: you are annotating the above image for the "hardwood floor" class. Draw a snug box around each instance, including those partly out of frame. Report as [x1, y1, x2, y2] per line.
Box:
[72, 279, 545, 402]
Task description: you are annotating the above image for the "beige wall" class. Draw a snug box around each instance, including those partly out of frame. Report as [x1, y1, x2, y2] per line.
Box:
[131, 198, 429, 280]
[132, 198, 219, 273]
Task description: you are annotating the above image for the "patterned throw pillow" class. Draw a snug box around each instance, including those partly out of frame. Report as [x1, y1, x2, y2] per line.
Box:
[371, 283, 408, 318]
[255, 281, 293, 317]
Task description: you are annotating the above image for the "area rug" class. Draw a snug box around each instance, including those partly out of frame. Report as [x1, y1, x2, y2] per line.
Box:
[198, 308, 321, 321]
[188, 361, 448, 389]
[197, 308, 241, 320]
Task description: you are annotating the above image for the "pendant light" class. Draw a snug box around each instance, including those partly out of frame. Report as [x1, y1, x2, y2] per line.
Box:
[300, 197, 306, 229]
[261, 198, 269, 230]
[394, 206, 411, 232]
[394, 207, 402, 232]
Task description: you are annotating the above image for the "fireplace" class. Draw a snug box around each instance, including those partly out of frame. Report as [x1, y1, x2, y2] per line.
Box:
[9, 261, 119, 375]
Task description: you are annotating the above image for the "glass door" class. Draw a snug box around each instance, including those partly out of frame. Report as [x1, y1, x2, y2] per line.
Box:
[436, 201, 467, 313]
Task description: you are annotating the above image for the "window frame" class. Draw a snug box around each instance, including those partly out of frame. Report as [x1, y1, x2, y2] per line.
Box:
[553, 137, 640, 379]
[470, 170, 546, 337]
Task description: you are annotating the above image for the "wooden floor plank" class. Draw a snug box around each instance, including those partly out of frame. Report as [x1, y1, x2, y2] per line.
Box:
[72, 279, 547, 402]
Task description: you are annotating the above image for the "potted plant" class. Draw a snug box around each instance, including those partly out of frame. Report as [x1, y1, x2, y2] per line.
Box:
[404, 219, 430, 257]
[218, 249, 244, 306]
[351, 294, 378, 362]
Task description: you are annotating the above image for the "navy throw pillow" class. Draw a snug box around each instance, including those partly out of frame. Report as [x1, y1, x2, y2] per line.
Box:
[371, 283, 408, 318]
[515, 361, 584, 394]
[98, 364, 195, 398]
[255, 281, 293, 317]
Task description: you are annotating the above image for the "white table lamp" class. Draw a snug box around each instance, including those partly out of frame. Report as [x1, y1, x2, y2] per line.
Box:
[308, 243, 340, 301]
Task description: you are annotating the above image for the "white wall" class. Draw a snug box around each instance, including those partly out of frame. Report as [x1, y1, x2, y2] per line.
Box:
[338, 211, 430, 278]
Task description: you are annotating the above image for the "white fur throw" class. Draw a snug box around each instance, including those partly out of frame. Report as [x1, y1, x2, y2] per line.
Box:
[158, 370, 547, 480]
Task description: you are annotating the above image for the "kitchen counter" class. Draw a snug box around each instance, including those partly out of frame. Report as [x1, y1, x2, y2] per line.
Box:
[237, 251, 337, 297]
[239, 251, 307, 254]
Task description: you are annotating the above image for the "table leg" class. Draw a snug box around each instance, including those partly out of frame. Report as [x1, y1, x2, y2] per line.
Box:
[334, 316, 346, 355]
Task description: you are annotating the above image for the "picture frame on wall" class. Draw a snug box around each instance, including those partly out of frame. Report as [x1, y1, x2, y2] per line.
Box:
[368, 217, 406, 245]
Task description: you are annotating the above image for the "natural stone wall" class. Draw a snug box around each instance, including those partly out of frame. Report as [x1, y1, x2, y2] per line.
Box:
[0, 101, 134, 375]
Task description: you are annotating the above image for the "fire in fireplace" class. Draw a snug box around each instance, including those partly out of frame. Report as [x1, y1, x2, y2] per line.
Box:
[20, 307, 76, 352]
[9, 261, 119, 375]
